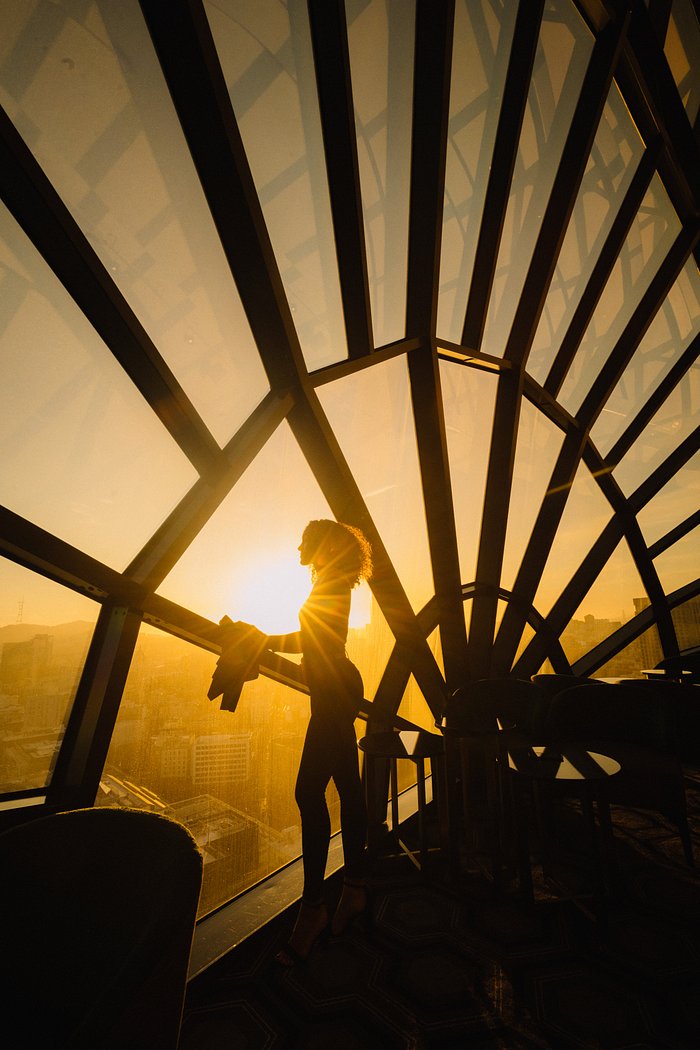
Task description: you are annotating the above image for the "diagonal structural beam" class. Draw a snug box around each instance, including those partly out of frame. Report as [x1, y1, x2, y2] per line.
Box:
[504, 10, 632, 368]
[0, 105, 222, 478]
[545, 140, 662, 398]
[404, 0, 468, 690]
[461, 0, 545, 352]
[307, 0, 374, 358]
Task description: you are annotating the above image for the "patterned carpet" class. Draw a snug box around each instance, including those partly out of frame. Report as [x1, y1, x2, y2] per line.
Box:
[180, 769, 700, 1049]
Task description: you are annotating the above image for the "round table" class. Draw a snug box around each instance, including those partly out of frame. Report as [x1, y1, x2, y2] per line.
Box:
[506, 745, 621, 911]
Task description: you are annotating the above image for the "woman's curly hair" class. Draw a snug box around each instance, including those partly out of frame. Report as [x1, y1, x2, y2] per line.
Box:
[303, 519, 373, 587]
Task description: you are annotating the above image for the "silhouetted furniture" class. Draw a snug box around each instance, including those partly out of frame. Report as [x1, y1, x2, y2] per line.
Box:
[444, 679, 548, 883]
[531, 673, 611, 702]
[0, 807, 203, 1049]
[358, 729, 448, 872]
[643, 652, 700, 684]
[541, 682, 694, 867]
[506, 744, 621, 910]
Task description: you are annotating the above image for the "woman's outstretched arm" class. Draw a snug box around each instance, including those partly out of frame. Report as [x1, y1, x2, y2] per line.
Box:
[265, 630, 302, 653]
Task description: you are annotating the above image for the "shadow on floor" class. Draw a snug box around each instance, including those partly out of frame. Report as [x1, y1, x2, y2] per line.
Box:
[180, 769, 700, 1049]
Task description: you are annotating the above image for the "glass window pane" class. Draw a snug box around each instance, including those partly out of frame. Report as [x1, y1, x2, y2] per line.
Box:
[440, 360, 498, 584]
[96, 625, 309, 918]
[317, 356, 434, 614]
[533, 462, 613, 616]
[591, 260, 700, 457]
[481, 0, 594, 359]
[346, 0, 414, 348]
[558, 539, 646, 665]
[637, 452, 700, 547]
[665, 0, 700, 126]
[501, 401, 565, 592]
[594, 622, 663, 679]
[558, 174, 682, 415]
[528, 80, 645, 385]
[612, 359, 700, 495]
[0, 558, 99, 794]
[0, 202, 199, 568]
[654, 526, 700, 594]
[158, 418, 395, 700]
[437, 0, 519, 344]
[671, 595, 700, 652]
[205, 0, 347, 370]
[0, 0, 269, 446]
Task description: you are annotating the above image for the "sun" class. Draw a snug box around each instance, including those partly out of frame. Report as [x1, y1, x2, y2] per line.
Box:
[226, 550, 371, 635]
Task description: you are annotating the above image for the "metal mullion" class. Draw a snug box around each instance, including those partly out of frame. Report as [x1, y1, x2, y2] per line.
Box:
[0, 505, 146, 608]
[545, 141, 662, 398]
[512, 516, 625, 677]
[307, 0, 373, 358]
[584, 446, 677, 654]
[491, 425, 588, 675]
[629, 425, 700, 515]
[647, 0, 673, 42]
[125, 391, 294, 590]
[468, 368, 525, 679]
[648, 509, 700, 561]
[310, 337, 421, 387]
[288, 391, 448, 722]
[48, 604, 142, 811]
[503, 11, 631, 368]
[405, 0, 467, 688]
[461, 0, 545, 352]
[0, 105, 221, 478]
[624, 2, 700, 214]
[139, 0, 305, 393]
[577, 224, 700, 430]
[604, 332, 700, 467]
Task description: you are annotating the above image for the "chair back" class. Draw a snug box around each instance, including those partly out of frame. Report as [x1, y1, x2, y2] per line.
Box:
[0, 807, 203, 1049]
[447, 678, 547, 736]
[531, 673, 610, 699]
[543, 682, 679, 753]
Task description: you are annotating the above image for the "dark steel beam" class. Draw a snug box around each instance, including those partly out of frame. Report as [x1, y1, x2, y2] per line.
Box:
[468, 368, 525, 678]
[307, 0, 374, 358]
[545, 140, 662, 398]
[405, 0, 468, 689]
[604, 331, 700, 466]
[648, 509, 700, 560]
[138, 0, 305, 392]
[311, 337, 420, 387]
[491, 424, 587, 675]
[629, 423, 700, 514]
[0, 105, 222, 478]
[504, 9, 631, 368]
[583, 445, 677, 654]
[126, 391, 294, 590]
[512, 514, 624, 677]
[49, 604, 142, 811]
[577, 223, 700, 429]
[616, 4, 700, 223]
[287, 390, 448, 723]
[461, 0, 545, 352]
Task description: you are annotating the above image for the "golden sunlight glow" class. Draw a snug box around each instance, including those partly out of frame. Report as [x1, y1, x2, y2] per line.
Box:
[225, 550, 372, 635]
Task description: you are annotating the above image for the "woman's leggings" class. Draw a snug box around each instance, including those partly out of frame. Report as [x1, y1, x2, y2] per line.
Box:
[295, 711, 367, 902]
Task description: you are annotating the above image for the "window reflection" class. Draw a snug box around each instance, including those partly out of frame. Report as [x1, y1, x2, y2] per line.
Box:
[529, 81, 644, 385]
[438, 0, 518, 344]
[558, 174, 682, 415]
[654, 526, 700, 595]
[0, 559, 98, 794]
[559, 540, 646, 666]
[96, 625, 310, 918]
[613, 361, 699, 496]
[317, 355, 434, 614]
[205, 0, 347, 370]
[0, 201, 198, 569]
[637, 452, 700, 547]
[481, 0, 593, 359]
[591, 260, 700, 458]
[0, 0, 269, 445]
[346, 0, 414, 348]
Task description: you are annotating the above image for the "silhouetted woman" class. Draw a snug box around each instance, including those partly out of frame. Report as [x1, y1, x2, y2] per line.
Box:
[243, 519, 373, 964]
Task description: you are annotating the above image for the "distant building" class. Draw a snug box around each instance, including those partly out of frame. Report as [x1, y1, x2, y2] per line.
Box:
[193, 733, 251, 791]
